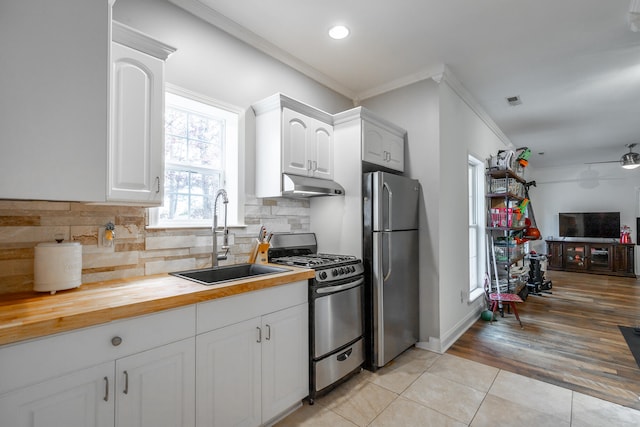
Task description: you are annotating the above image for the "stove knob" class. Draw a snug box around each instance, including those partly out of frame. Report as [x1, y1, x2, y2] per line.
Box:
[319, 271, 327, 280]
[339, 267, 345, 275]
[332, 269, 338, 277]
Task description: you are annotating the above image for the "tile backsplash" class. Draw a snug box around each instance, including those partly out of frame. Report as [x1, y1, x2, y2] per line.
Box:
[0, 196, 310, 294]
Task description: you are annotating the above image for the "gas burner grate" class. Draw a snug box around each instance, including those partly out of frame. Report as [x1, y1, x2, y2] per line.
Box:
[271, 253, 358, 268]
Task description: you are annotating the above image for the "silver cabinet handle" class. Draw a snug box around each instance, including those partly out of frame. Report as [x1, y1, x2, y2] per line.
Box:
[123, 371, 129, 394]
[155, 176, 160, 193]
[265, 324, 271, 341]
[103, 377, 109, 402]
[256, 326, 262, 343]
[111, 336, 122, 347]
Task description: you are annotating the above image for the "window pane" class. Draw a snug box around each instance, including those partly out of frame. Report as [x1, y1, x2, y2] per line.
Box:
[165, 170, 190, 194]
[165, 135, 188, 164]
[165, 108, 187, 137]
[161, 194, 189, 220]
[188, 140, 222, 169]
[188, 113, 220, 142]
[159, 90, 237, 225]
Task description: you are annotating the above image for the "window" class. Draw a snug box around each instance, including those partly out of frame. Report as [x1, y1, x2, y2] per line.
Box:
[468, 155, 485, 299]
[150, 86, 243, 228]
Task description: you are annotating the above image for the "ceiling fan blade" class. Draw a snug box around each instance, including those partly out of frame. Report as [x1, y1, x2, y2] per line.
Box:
[584, 160, 619, 164]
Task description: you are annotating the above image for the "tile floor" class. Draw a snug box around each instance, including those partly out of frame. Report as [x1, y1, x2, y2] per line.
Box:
[275, 347, 640, 427]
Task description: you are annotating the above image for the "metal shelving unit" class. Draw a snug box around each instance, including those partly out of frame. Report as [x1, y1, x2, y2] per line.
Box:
[485, 168, 529, 297]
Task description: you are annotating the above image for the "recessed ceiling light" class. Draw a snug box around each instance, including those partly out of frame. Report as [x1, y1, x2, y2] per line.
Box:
[328, 25, 350, 40]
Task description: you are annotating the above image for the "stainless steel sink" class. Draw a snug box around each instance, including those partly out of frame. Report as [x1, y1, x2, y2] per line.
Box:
[170, 263, 290, 285]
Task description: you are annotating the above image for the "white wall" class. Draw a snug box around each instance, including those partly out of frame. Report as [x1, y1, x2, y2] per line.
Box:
[362, 75, 509, 352]
[113, 0, 353, 197]
[437, 79, 508, 350]
[361, 79, 441, 344]
[529, 163, 640, 267]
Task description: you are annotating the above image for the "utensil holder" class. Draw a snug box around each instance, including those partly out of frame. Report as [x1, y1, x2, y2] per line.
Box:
[249, 239, 270, 264]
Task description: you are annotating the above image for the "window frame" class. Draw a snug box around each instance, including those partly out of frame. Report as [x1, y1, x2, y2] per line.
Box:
[468, 154, 486, 301]
[148, 84, 245, 229]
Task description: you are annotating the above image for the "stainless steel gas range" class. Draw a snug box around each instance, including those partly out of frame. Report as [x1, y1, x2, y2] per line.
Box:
[269, 233, 364, 404]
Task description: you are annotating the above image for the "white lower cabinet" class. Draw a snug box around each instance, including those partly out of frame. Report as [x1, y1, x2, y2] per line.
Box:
[0, 306, 196, 427]
[0, 339, 195, 427]
[0, 362, 115, 427]
[260, 304, 308, 423]
[196, 317, 262, 427]
[195, 280, 309, 427]
[115, 338, 195, 427]
[196, 304, 308, 427]
[0, 282, 308, 427]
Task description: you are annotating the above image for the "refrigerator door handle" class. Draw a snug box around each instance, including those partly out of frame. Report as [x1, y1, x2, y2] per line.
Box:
[383, 182, 392, 230]
[383, 234, 392, 281]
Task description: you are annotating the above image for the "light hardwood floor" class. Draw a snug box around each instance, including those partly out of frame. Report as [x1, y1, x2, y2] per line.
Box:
[447, 270, 640, 410]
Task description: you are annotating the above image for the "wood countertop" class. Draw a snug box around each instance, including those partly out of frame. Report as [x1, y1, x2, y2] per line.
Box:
[0, 264, 314, 347]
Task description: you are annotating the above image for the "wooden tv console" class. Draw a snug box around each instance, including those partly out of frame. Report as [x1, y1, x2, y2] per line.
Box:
[546, 240, 635, 277]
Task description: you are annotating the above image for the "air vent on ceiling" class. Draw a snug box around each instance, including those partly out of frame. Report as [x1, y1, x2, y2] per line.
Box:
[506, 95, 522, 106]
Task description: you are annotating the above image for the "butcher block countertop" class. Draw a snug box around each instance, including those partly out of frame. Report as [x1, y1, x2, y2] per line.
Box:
[0, 264, 314, 347]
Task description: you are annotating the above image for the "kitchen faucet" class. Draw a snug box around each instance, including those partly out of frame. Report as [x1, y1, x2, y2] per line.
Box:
[212, 189, 229, 267]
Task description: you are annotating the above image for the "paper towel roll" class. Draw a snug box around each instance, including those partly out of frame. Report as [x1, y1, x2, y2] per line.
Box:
[34, 242, 82, 294]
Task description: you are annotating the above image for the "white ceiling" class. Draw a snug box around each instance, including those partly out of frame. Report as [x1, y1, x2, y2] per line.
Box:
[171, 0, 640, 168]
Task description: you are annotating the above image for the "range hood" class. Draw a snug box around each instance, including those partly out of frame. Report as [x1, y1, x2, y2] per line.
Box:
[282, 173, 345, 197]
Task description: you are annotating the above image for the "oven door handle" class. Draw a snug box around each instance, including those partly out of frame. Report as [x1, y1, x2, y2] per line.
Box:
[315, 277, 364, 294]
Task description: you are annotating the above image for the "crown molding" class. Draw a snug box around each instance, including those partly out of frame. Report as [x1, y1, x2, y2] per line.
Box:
[112, 21, 176, 60]
[355, 64, 446, 102]
[437, 66, 512, 148]
[168, 0, 357, 100]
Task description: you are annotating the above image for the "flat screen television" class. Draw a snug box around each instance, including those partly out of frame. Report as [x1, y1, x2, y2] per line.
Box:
[558, 212, 620, 239]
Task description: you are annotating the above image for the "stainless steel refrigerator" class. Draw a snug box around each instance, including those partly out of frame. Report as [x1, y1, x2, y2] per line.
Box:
[363, 171, 420, 370]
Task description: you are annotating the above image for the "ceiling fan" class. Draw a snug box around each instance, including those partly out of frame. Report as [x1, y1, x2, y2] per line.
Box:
[586, 144, 640, 169]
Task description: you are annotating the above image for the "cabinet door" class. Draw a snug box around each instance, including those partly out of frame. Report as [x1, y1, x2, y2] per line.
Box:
[109, 42, 164, 204]
[261, 303, 309, 423]
[564, 243, 587, 271]
[614, 245, 635, 275]
[362, 120, 404, 172]
[282, 108, 311, 176]
[196, 317, 262, 427]
[0, 362, 114, 427]
[587, 244, 612, 272]
[547, 242, 563, 269]
[115, 338, 195, 427]
[0, 0, 108, 202]
[309, 118, 334, 180]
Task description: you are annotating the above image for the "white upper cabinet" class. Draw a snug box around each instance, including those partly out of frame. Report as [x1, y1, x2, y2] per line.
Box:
[253, 94, 335, 197]
[362, 119, 405, 172]
[334, 107, 406, 173]
[0, 0, 110, 202]
[282, 108, 334, 180]
[108, 22, 175, 205]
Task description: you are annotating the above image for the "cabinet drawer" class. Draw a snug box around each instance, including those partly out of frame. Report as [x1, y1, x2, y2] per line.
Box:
[196, 281, 308, 334]
[0, 305, 195, 395]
